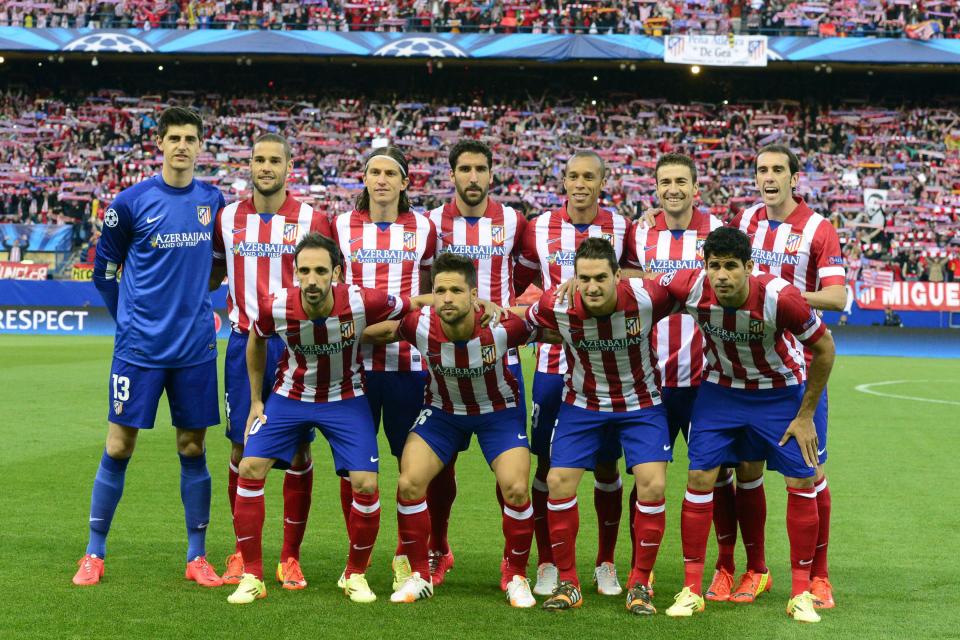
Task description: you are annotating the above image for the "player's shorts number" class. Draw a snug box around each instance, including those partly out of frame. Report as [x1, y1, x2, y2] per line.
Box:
[111, 374, 130, 401]
[248, 418, 263, 436]
[224, 392, 231, 419]
[412, 408, 432, 430]
[530, 402, 541, 430]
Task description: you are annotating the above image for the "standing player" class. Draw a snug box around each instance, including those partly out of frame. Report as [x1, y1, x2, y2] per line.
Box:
[661, 227, 834, 623]
[426, 140, 528, 584]
[211, 133, 330, 590]
[363, 253, 537, 607]
[621, 154, 727, 594]
[228, 233, 419, 605]
[723, 144, 845, 608]
[330, 146, 438, 587]
[75, 107, 225, 586]
[524, 238, 676, 614]
[516, 151, 631, 596]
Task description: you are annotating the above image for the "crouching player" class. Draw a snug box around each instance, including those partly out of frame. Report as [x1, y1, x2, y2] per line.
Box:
[661, 227, 835, 623]
[228, 233, 418, 605]
[364, 253, 536, 607]
[524, 238, 677, 615]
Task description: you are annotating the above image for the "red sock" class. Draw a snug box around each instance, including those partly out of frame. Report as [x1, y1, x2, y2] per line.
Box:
[628, 483, 638, 568]
[680, 487, 713, 594]
[786, 486, 819, 596]
[339, 476, 352, 528]
[594, 475, 622, 566]
[713, 472, 737, 572]
[502, 500, 535, 579]
[234, 477, 265, 579]
[628, 498, 665, 588]
[346, 490, 380, 577]
[280, 462, 313, 562]
[228, 462, 240, 553]
[546, 496, 579, 586]
[396, 495, 431, 577]
[427, 458, 456, 554]
[811, 476, 831, 578]
[736, 477, 767, 573]
[531, 477, 553, 565]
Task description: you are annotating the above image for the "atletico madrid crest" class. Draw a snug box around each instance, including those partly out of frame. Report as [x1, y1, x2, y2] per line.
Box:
[491, 225, 505, 245]
[113, 400, 124, 416]
[403, 231, 417, 251]
[340, 321, 355, 340]
[283, 223, 299, 245]
[481, 344, 497, 365]
[625, 316, 642, 336]
[601, 233, 614, 244]
[784, 233, 803, 255]
[695, 238, 706, 260]
[197, 206, 212, 226]
[749, 319, 765, 335]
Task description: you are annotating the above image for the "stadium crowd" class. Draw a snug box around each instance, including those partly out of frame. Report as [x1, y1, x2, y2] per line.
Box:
[1, 0, 958, 39]
[1, 88, 959, 281]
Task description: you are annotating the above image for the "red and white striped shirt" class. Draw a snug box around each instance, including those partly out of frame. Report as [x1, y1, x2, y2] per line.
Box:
[732, 197, 846, 293]
[213, 195, 330, 333]
[398, 309, 533, 415]
[525, 279, 674, 412]
[252, 284, 409, 403]
[427, 199, 527, 307]
[331, 210, 437, 372]
[624, 209, 722, 388]
[517, 205, 630, 375]
[661, 269, 827, 390]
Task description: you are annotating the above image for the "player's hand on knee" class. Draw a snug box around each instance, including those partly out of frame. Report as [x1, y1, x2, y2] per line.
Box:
[779, 416, 818, 468]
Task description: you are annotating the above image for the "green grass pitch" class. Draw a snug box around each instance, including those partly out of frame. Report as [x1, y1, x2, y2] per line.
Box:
[1, 336, 957, 639]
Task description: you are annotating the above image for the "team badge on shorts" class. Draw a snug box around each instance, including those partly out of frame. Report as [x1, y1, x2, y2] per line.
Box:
[283, 223, 299, 245]
[491, 225, 505, 245]
[481, 344, 497, 365]
[197, 206, 212, 226]
[625, 315, 642, 336]
[403, 231, 417, 251]
[340, 321, 356, 340]
[784, 233, 803, 255]
[113, 400, 124, 416]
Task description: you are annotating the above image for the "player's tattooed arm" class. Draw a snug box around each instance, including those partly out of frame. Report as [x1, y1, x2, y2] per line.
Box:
[361, 320, 401, 345]
[802, 285, 846, 312]
[245, 331, 269, 443]
[779, 329, 835, 467]
[533, 327, 563, 344]
[209, 260, 227, 291]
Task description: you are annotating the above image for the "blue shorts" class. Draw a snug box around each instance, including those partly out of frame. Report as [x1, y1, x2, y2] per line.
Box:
[688, 382, 816, 479]
[550, 403, 668, 471]
[530, 371, 620, 463]
[365, 370, 428, 458]
[223, 331, 301, 444]
[107, 356, 218, 429]
[411, 404, 528, 467]
[244, 393, 379, 473]
[759, 388, 827, 472]
[662, 385, 698, 446]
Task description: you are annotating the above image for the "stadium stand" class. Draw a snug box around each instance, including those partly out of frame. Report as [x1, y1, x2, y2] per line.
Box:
[0, 1, 958, 39]
[1, 88, 958, 280]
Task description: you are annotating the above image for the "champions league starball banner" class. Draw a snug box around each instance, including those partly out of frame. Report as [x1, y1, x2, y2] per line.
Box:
[4, 28, 960, 65]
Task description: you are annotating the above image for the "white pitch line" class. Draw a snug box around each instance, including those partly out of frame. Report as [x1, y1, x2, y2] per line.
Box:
[853, 380, 960, 406]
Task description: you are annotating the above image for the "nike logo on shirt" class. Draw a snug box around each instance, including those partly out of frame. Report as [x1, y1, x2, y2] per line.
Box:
[146, 215, 164, 224]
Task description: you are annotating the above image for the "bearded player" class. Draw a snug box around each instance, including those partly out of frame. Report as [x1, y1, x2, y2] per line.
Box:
[661, 227, 835, 624]
[211, 133, 331, 590]
[516, 151, 631, 596]
[425, 140, 528, 584]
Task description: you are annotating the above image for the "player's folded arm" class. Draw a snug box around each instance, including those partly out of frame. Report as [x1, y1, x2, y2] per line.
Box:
[361, 320, 401, 345]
